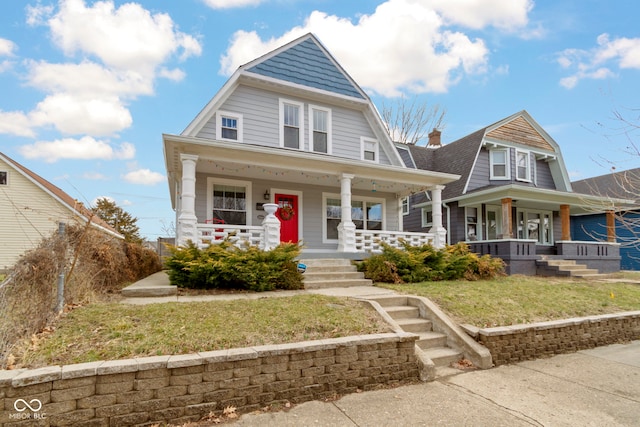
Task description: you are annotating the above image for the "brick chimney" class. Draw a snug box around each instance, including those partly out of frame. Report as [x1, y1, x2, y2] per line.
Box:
[427, 129, 441, 148]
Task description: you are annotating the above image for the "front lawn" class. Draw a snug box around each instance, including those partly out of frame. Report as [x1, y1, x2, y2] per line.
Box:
[13, 294, 390, 369]
[378, 275, 640, 327]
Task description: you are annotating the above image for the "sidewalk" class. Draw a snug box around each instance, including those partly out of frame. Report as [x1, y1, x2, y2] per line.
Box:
[229, 340, 640, 426]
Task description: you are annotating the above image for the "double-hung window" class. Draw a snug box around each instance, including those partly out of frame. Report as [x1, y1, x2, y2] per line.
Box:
[280, 99, 304, 149]
[207, 178, 251, 225]
[216, 111, 243, 142]
[516, 150, 531, 181]
[490, 149, 509, 179]
[401, 197, 409, 215]
[309, 105, 331, 153]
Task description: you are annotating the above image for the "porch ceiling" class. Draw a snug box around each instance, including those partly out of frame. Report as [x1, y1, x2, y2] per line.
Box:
[454, 184, 633, 214]
[164, 134, 459, 196]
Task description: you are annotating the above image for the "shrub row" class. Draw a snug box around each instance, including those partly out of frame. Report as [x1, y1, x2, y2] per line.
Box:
[357, 241, 505, 283]
[165, 241, 304, 291]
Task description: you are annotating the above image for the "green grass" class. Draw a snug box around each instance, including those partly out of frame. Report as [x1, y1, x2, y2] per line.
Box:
[378, 276, 640, 327]
[18, 294, 390, 368]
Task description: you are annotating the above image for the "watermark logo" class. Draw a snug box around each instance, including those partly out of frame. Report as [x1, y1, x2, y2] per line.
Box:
[10, 398, 46, 420]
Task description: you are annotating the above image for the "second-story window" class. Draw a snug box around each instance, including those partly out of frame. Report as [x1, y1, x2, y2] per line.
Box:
[216, 110, 243, 142]
[516, 150, 531, 181]
[0, 171, 7, 186]
[362, 137, 379, 162]
[281, 99, 303, 149]
[310, 105, 331, 153]
[221, 117, 237, 140]
[490, 149, 509, 179]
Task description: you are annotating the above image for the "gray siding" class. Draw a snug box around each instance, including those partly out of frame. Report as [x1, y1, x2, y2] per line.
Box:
[196, 84, 389, 164]
[194, 172, 399, 250]
[535, 158, 556, 189]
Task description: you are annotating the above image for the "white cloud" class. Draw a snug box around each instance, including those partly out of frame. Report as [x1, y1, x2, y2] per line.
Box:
[0, 111, 35, 137]
[557, 33, 640, 88]
[0, 38, 16, 56]
[202, 0, 264, 9]
[220, 0, 532, 96]
[0, 0, 202, 138]
[421, 0, 533, 31]
[18, 137, 136, 163]
[122, 169, 165, 185]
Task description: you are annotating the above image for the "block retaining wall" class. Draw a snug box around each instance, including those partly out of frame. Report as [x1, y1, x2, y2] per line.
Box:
[469, 311, 640, 366]
[0, 333, 418, 427]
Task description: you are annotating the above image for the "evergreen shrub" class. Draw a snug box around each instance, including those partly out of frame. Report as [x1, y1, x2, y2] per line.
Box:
[165, 240, 304, 291]
[357, 241, 504, 283]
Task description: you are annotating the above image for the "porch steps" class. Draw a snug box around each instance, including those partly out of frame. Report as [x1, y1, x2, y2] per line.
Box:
[536, 258, 609, 278]
[299, 258, 373, 289]
[370, 295, 463, 376]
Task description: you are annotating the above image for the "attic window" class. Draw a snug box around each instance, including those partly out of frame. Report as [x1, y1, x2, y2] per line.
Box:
[216, 111, 243, 142]
[0, 171, 6, 185]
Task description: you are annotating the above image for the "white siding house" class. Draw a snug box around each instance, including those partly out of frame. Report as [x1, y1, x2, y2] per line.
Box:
[0, 152, 123, 271]
[163, 33, 459, 256]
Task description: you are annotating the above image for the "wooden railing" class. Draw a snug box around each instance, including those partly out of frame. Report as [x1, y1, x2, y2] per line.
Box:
[355, 230, 434, 252]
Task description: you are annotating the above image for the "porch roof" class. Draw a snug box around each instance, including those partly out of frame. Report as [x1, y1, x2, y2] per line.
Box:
[163, 134, 460, 209]
[448, 184, 633, 214]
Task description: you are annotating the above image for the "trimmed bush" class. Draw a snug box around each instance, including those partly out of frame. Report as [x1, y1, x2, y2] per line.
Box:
[357, 241, 504, 283]
[165, 240, 304, 291]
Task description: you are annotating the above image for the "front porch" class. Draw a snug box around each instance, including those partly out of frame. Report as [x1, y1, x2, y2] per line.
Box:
[469, 239, 621, 275]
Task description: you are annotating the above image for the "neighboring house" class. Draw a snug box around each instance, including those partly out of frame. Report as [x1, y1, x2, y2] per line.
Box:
[163, 33, 459, 257]
[402, 111, 627, 274]
[572, 168, 640, 270]
[0, 152, 123, 271]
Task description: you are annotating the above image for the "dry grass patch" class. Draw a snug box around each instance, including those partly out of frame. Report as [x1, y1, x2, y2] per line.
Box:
[379, 276, 640, 327]
[14, 294, 390, 369]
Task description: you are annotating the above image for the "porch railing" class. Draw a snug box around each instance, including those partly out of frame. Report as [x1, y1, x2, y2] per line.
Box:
[355, 230, 434, 253]
[197, 224, 264, 249]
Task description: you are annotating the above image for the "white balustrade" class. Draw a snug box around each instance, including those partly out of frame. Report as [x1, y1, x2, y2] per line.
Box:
[197, 224, 264, 249]
[355, 230, 434, 253]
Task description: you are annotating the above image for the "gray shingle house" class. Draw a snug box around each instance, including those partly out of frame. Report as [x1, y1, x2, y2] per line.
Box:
[163, 33, 458, 257]
[402, 111, 627, 275]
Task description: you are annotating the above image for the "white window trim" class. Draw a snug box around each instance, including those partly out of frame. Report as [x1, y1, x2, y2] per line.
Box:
[322, 192, 386, 243]
[206, 177, 253, 226]
[489, 148, 510, 180]
[421, 205, 432, 228]
[401, 196, 410, 216]
[279, 98, 305, 150]
[361, 137, 379, 163]
[516, 149, 532, 182]
[215, 110, 243, 142]
[308, 104, 332, 154]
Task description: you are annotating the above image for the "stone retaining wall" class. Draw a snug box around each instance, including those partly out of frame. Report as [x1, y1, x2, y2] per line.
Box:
[467, 311, 640, 366]
[0, 333, 418, 427]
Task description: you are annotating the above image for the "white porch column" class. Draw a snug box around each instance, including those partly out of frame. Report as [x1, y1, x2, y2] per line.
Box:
[429, 185, 447, 249]
[337, 173, 357, 252]
[177, 154, 198, 246]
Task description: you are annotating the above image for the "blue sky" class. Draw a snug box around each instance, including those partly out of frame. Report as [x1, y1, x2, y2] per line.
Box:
[1, 0, 639, 240]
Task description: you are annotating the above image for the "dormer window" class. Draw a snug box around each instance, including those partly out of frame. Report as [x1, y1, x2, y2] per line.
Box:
[490, 149, 509, 180]
[216, 111, 243, 142]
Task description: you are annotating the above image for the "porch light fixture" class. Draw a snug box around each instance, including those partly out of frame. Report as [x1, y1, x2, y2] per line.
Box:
[264, 189, 270, 200]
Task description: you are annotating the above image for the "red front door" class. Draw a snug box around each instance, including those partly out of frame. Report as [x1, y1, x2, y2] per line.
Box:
[275, 193, 299, 243]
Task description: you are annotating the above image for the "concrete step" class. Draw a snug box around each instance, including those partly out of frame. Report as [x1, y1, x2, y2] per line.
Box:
[416, 331, 448, 349]
[395, 318, 432, 333]
[303, 279, 373, 289]
[422, 347, 462, 367]
[303, 271, 365, 281]
[299, 258, 353, 267]
[302, 265, 357, 273]
[385, 305, 420, 320]
[368, 295, 410, 307]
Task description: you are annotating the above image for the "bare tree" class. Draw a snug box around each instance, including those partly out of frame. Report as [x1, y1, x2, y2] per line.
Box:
[381, 96, 447, 145]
